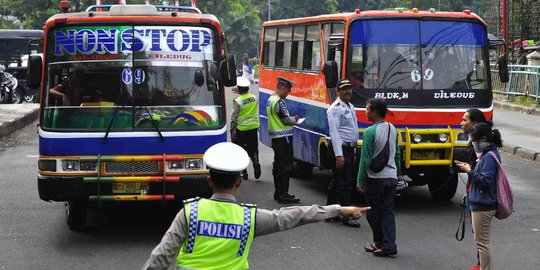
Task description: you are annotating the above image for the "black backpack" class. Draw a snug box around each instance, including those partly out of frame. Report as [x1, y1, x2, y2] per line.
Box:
[370, 123, 391, 172]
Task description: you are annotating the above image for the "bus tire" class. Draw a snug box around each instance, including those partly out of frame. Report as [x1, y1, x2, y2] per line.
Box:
[428, 170, 458, 201]
[294, 160, 313, 180]
[66, 200, 88, 231]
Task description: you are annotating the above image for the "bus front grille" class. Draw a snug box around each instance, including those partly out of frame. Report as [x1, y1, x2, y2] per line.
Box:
[104, 161, 160, 174]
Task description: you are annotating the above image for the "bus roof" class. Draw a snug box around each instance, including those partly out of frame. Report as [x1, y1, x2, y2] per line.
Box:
[45, 5, 221, 29]
[0, 29, 44, 39]
[263, 10, 485, 27]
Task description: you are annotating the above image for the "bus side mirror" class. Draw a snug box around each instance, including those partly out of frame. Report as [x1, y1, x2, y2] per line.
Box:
[27, 55, 42, 88]
[323, 61, 338, 88]
[219, 55, 237, 87]
[497, 54, 509, 83]
[194, 70, 205, 87]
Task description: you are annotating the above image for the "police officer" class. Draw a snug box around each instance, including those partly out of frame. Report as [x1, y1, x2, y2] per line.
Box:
[326, 79, 361, 228]
[230, 77, 261, 180]
[266, 76, 300, 204]
[142, 142, 370, 270]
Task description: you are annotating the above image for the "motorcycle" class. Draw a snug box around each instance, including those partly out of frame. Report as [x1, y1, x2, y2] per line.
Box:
[10, 70, 38, 103]
[0, 68, 17, 104]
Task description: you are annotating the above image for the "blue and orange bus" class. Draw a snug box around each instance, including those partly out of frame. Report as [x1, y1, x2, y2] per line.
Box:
[27, 3, 237, 230]
[258, 9, 507, 201]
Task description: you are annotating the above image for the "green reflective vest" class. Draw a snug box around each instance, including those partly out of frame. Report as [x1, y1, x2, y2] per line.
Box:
[234, 93, 260, 131]
[177, 198, 256, 270]
[266, 95, 294, 138]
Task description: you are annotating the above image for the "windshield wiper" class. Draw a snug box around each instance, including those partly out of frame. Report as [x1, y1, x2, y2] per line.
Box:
[102, 105, 127, 144]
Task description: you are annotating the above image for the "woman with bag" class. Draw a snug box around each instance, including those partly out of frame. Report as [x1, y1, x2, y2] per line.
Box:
[459, 108, 491, 270]
[455, 123, 503, 270]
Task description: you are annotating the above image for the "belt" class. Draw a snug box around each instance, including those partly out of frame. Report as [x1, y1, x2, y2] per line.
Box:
[342, 142, 357, 147]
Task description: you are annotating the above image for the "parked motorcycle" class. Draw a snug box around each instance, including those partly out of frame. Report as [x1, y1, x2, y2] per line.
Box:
[0, 65, 17, 104]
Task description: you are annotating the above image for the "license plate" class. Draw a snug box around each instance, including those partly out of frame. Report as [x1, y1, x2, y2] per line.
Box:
[411, 151, 432, 160]
[112, 182, 149, 194]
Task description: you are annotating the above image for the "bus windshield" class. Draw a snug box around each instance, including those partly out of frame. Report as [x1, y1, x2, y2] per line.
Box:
[348, 20, 490, 107]
[42, 25, 223, 131]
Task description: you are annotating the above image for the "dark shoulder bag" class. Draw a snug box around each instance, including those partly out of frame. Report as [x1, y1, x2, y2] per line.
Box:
[370, 123, 391, 172]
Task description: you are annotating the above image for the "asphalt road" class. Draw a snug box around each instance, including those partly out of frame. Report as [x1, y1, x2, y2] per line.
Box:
[1, 84, 539, 269]
[1, 125, 540, 269]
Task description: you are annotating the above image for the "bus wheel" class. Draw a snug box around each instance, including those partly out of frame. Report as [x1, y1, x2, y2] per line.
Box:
[66, 200, 88, 231]
[294, 160, 313, 179]
[428, 171, 458, 201]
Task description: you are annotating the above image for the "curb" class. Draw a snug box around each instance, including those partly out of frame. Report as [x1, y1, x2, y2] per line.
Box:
[493, 100, 539, 116]
[0, 105, 39, 138]
[493, 101, 540, 162]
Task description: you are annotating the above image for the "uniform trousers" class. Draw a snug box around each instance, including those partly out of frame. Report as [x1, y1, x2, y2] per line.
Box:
[364, 177, 398, 250]
[233, 128, 260, 174]
[271, 136, 293, 195]
[327, 145, 355, 206]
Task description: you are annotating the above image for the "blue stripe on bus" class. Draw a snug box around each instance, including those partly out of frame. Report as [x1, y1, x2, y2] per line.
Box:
[350, 20, 485, 45]
[39, 133, 226, 156]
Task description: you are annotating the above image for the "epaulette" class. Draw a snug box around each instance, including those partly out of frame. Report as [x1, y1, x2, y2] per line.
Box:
[240, 202, 257, 208]
[183, 197, 201, 204]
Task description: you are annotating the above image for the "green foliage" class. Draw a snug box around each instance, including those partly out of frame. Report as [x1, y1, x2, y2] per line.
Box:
[0, 0, 506, 63]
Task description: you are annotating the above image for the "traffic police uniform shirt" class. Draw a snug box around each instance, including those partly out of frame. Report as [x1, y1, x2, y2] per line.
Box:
[142, 142, 342, 269]
[327, 96, 359, 157]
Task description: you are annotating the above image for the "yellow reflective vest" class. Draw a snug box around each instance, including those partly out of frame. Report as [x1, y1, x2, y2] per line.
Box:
[266, 95, 294, 138]
[177, 198, 256, 270]
[234, 93, 260, 131]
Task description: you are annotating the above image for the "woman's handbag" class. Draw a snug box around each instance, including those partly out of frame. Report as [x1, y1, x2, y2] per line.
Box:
[488, 151, 513, 219]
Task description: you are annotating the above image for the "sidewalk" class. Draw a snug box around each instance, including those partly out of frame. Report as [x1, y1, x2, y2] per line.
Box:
[0, 104, 39, 138]
[492, 100, 540, 163]
[0, 101, 538, 163]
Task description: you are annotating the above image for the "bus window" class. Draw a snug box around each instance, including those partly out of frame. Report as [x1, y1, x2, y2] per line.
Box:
[263, 28, 277, 67]
[291, 26, 305, 70]
[304, 24, 320, 71]
[422, 45, 486, 90]
[420, 21, 487, 90]
[277, 27, 292, 68]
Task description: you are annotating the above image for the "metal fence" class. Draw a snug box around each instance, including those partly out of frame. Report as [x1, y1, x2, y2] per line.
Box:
[491, 64, 540, 104]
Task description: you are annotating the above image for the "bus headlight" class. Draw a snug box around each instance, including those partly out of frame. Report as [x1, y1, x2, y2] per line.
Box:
[438, 133, 448, 142]
[168, 160, 185, 169]
[61, 160, 79, 171]
[412, 133, 422, 143]
[457, 132, 469, 142]
[185, 159, 203, 170]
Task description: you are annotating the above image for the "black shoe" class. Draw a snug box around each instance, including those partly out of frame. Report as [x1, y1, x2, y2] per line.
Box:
[284, 193, 296, 198]
[373, 248, 397, 257]
[254, 163, 261, 179]
[342, 217, 361, 228]
[276, 194, 300, 204]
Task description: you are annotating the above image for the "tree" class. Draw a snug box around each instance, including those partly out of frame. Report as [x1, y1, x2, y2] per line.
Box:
[198, 0, 263, 59]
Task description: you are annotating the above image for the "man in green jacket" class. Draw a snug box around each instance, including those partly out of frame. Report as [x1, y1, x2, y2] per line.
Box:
[357, 98, 401, 257]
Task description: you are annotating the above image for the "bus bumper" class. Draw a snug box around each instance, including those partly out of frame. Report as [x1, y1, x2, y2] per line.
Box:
[37, 174, 211, 202]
